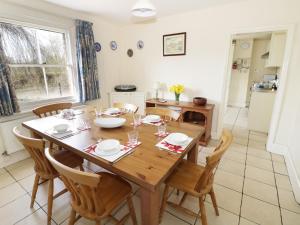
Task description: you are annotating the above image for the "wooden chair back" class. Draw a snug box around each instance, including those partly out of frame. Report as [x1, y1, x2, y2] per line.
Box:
[113, 102, 138, 113]
[44, 148, 105, 216]
[194, 130, 233, 193]
[145, 107, 181, 121]
[32, 102, 72, 118]
[13, 127, 56, 178]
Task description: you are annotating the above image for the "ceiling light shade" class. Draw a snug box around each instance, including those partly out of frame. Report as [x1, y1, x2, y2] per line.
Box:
[131, 0, 156, 17]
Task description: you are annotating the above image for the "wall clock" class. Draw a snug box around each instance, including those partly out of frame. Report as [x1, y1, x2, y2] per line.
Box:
[110, 41, 117, 50]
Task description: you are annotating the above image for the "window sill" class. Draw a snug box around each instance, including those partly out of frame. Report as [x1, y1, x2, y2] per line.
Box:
[0, 98, 84, 123]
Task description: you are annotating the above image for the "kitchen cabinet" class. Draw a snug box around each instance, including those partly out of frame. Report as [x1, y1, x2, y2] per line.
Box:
[109, 92, 145, 114]
[265, 32, 286, 68]
[248, 91, 276, 133]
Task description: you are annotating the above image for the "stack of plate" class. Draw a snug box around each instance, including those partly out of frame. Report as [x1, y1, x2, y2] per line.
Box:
[95, 139, 121, 156]
[143, 115, 161, 123]
[165, 133, 189, 146]
[94, 117, 126, 128]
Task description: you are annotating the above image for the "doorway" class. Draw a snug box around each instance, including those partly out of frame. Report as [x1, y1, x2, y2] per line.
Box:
[221, 26, 294, 154]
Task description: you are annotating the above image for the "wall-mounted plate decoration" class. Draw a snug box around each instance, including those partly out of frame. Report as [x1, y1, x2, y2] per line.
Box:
[94, 42, 101, 52]
[110, 41, 117, 50]
[137, 40, 144, 49]
[127, 49, 133, 57]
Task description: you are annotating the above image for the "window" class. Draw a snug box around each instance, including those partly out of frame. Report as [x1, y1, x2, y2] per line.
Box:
[0, 22, 76, 105]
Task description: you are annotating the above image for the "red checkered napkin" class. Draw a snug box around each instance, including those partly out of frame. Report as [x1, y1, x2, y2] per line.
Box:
[142, 119, 163, 126]
[156, 136, 193, 154]
[154, 132, 170, 138]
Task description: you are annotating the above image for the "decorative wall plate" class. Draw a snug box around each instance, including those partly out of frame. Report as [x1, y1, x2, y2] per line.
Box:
[94, 42, 101, 52]
[137, 40, 144, 49]
[127, 49, 133, 57]
[110, 41, 117, 50]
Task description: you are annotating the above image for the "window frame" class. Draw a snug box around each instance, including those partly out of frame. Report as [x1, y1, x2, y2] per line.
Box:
[0, 18, 79, 111]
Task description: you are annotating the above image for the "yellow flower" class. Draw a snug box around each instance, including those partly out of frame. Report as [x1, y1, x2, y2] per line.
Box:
[169, 84, 185, 94]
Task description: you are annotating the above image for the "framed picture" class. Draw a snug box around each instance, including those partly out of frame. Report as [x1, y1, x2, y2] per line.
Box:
[163, 32, 186, 56]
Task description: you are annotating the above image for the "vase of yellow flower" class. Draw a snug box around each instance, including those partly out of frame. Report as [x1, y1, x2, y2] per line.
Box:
[169, 84, 184, 104]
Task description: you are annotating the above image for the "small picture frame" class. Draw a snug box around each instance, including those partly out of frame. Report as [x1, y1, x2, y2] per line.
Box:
[163, 32, 186, 56]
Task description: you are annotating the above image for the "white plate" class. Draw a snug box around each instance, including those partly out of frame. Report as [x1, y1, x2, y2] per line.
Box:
[94, 117, 126, 128]
[105, 108, 120, 114]
[166, 133, 188, 146]
[53, 123, 70, 133]
[98, 139, 120, 152]
[144, 115, 161, 123]
[95, 144, 121, 156]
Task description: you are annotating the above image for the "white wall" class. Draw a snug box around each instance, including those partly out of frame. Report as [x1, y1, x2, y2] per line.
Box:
[228, 39, 253, 107]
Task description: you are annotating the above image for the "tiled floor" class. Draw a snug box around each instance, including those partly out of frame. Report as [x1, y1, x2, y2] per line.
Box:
[0, 106, 299, 224]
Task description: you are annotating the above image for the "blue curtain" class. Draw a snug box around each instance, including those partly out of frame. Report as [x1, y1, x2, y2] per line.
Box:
[76, 20, 100, 102]
[0, 37, 20, 116]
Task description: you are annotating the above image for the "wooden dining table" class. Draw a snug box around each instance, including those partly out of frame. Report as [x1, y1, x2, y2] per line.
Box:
[22, 109, 205, 225]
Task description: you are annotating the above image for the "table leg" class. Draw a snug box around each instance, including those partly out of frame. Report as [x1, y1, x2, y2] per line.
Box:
[140, 187, 160, 225]
[187, 142, 199, 163]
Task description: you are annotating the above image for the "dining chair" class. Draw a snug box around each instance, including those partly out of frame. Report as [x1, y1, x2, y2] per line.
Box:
[32, 102, 73, 118]
[113, 102, 139, 113]
[145, 107, 181, 121]
[13, 127, 84, 225]
[45, 148, 137, 225]
[159, 130, 233, 225]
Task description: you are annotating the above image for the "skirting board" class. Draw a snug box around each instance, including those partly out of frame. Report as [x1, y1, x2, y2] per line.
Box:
[285, 150, 300, 203]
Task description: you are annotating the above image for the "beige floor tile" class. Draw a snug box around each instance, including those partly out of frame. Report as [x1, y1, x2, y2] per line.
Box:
[218, 158, 245, 177]
[273, 161, 288, 175]
[278, 189, 300, 213]
[228, 143, 247, 154]
[206, 184, 242, 215]
[281, 208, 300, 225]
[0, 194, 39, 224]
[6, 159, 35, 181]
[248, 140, 266, 150]
[249, 131, 268, 137]
[15, 208, 56, 225]
[0, 182, 26, 207]
[245, 165, 275, 186]
[249, 134, 267, 143]
[42, 192, 71, 224]
[243, 178, 278, 205]
[19, 175, 66, 207]
[232, 128, 249, 139]
[0, 171, 15, 189]
[246, 155, 273, 171]
[272, 153, 285, 163]
[247, 147, 271, 160]
[195, 202, 239, 225]
[275, 174, 292, 191]
[0, 168, 7, 175]
[214, 170, 244, 192]
[5, 158, 34, 170]
[61, 217, 96, 225]
[166, 191, 199, 224]
[239, 217, 258, 225]
[223, 151, 246, 164]
[241, 195, 281, 225]
[233, 137, 248, 146]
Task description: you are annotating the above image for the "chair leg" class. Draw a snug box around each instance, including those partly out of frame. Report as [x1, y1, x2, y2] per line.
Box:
[47, 179, 54, 225]
[79, 164, 84, 171]
[209, 188, 219, 216]
[30, 174, 40, 208]
[159, 185, 170, 223]
[127, 196, 137, 225]
[68, 209, 76, 225]
[199, 196, 208, 225]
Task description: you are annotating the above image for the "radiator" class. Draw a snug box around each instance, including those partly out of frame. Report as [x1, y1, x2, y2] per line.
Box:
[0, 115, 35, 154]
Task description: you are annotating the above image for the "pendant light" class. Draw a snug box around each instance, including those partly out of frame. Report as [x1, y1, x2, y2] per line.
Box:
[131, 0, 156, 17]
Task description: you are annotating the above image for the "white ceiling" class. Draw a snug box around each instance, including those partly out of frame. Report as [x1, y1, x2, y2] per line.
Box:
[45, 0, 245, 24]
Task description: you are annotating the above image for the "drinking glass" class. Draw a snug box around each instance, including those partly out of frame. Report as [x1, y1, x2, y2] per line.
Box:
[94, 106, 102, 117]
[157, 123, 167, 135]
[127, 130, 139, 145]
[133, 114, 142, 126]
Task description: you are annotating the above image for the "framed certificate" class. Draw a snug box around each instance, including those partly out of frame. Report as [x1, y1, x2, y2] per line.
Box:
[163, 32, 186, 56]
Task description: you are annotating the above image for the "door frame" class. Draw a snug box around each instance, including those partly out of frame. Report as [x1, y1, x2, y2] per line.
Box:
[218, 24, 295, 155]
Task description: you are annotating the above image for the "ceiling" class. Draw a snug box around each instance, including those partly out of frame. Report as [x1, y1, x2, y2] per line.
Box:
[44, 0, 245, 24]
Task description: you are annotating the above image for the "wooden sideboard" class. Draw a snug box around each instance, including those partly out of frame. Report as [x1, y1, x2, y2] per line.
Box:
[146, 99, 214, 146]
